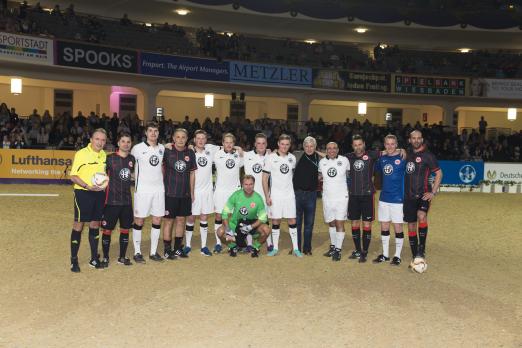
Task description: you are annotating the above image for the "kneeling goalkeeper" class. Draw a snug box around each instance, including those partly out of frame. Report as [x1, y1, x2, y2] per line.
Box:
[216, 175, 271, 257]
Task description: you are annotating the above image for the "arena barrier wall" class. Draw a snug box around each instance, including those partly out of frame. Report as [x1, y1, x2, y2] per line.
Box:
[0, 149, 74, 184]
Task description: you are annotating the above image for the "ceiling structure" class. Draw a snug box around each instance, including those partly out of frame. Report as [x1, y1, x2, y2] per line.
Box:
[33, 0, 522, 51]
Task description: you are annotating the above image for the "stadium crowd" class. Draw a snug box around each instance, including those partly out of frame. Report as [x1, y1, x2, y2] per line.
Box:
[1, 102, 521, 162]
[2, 2, 522, 78]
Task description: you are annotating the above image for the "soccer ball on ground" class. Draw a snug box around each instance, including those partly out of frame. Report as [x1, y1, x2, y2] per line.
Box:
[91, 172, 109, 189]
[411, 257, 428, 274]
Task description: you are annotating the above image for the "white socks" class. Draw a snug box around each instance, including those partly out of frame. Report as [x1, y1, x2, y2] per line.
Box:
[289, 227, 298, 250]
[214, 223, 222, 245]
[272, 228, 280, 250]
[150, 226, 160, 256]
[185, 223, 194, 249]
[335, 231, 345, 250]
[381, 233, 390, 258]
[329, 226, 337, 246]
[395, 235, 404, 258]
[246, 234, 253, 246]
[200, 222, 208, 249]
[132, 227, 142, 255]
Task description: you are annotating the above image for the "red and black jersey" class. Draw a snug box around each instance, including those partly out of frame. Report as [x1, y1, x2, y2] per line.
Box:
[404, 146, 440, 199]
[163, 147, 197, 198]
[105, 152, 135, 206]
[346, 150, 380, 196]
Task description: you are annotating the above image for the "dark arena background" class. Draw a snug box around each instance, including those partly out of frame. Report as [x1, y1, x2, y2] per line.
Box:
[0, 0, 521, 347]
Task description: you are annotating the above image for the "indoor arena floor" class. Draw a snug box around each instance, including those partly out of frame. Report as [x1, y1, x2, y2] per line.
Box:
[0, 185, 521, 348]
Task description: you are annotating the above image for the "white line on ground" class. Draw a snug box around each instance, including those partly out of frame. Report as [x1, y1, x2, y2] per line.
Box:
[0, 193, 60, 197]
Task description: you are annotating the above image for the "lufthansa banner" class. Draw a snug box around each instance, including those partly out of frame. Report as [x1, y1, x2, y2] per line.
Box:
[140, 52, 229, 81]
[55, 40, 138, 73]
[484, 162, 522, 183]
[395, 74, 466, 96]
[0, 31, 53, 65]
[438, 160, 484, 185]
[229, 61, 312, 87]
[0, 149, 74, 183]
[312, 69, 390, 92]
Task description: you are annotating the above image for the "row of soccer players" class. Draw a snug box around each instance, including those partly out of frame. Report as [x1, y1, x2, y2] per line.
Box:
[67, 122, 441, 272]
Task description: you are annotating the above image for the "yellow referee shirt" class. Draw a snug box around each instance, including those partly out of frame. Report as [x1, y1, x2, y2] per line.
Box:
[70, 143, 107, 190]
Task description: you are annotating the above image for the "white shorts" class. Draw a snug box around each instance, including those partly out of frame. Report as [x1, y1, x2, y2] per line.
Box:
[192, 188, 214, 215]
[134, 191, 165, 218]
[214, 188, 238, 214]
[322, 197, 348, 223]
[378, 201, 404, 223]
[270, 195, 296, 219]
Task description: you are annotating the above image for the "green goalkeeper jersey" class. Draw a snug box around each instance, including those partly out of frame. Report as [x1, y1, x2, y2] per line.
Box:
[221, 189, 267, 231]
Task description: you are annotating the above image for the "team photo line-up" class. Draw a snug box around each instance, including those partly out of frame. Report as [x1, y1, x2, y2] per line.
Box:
[68, 121, 442, 273]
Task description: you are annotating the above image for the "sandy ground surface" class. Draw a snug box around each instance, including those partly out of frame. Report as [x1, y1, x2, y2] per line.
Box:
[0, 185, 521, 348]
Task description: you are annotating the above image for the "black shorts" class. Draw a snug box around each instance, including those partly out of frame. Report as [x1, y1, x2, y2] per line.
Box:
[348, 195, 375, 222]
[164, 196, 192, 219]
[403, 198, 430, 223]
[73, 189, 105, 223]
[101, 205, 133, 230]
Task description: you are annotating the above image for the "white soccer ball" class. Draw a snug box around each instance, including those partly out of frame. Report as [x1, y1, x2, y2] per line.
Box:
[91, 172, 109, 189]
[412, 257, 428, 274]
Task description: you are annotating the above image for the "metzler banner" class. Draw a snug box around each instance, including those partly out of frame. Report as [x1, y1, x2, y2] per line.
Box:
[229, 61, 312, 87]
[438, 160, 484, 185]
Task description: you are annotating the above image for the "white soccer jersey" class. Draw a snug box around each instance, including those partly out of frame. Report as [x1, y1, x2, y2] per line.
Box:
[263, 152, 296, 198]
[319, 156, 349, 199]
[244, 150, 267, 196]
[213, 148, 243, 191]
[131, 142, 165, 193]
[194, 144, 219, 192]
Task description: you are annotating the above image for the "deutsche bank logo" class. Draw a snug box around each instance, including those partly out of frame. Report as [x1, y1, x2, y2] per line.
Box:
[459, 165, 476, 184]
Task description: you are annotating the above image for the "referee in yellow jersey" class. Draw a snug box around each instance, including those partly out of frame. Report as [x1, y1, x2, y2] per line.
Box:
[69, 128, 108, 272]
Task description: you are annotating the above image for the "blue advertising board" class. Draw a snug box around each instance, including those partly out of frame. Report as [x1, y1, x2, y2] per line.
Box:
[140, 52, 229, 81]
[438, 160, 484, 185]
[229, 61, 312, 87]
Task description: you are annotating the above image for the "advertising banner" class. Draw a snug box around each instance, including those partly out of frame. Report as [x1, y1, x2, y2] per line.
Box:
[395, 74, 466, 96]
[0, 149, 74, 183]
[484, 162, 522, 183]
[140, 52, 229, 81]
[312, 69, 390, 92]
[438, 160, 484, 185]
[0, 31, 53, 65]
[55, 40, 138, 73]
[470, 78, 522, 99]
[229, 61, 312, 87]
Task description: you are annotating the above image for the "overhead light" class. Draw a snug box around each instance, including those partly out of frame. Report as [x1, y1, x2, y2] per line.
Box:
[145, 23, 152, 27]
[204, 94, 214, 108]
[358, 102, 367, 115]
[305, 39, 316, 44]
[508, 108, 517, 121]
[379, 43, 388, 49]
[175, 8, 190, 16]
[226, 32, 234, 37]
[10, 77, 22, 95]
[354, 27, 368, 33]
[458, 48, 471, 53]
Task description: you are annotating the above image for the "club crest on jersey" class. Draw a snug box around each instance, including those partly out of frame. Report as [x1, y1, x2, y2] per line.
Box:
[205, 151, 210, 155]
[252, 163, 263, 173]
[250, 202, 256, 208]
[353, 159, 365, 171]
[234, 153, 239, 158]
[394, 159, 401, 165]
[288, 157, 293, 163]
[102, 220, 107, 226]
[184, 156, 190, 161]
[280, 163, 289, 174]
[159, 149, 163, 156]
[406, 162, 416, 174]
[128, 161, 133, 168]
[362, 155, 368, 160]
[416, 157, 422, 163]
[198, 156, 208, 167]
[149, 155, 159, 166]
[175, 160, 187, 172]
[383, 164, 393, 175]
[327, 167, 337, 177]
[337, 161, 342, 166]
[226, 159, 236, 169]
[239, 206, 248, 215]
[119, 167, 131, 181]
